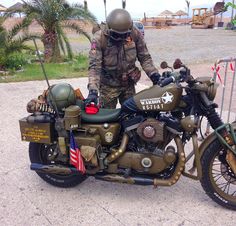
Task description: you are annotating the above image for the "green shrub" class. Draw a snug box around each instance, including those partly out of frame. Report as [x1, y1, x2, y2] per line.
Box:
[5, 53, 28, 70]
[73, 54, 88, 71]
[0, 54, 7, 70]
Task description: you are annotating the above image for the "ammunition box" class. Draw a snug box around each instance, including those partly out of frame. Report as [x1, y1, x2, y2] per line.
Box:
[19, 117, 54, 144]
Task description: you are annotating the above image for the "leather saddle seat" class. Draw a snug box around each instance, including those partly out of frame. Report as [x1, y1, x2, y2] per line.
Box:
[76, 100, 121, 123]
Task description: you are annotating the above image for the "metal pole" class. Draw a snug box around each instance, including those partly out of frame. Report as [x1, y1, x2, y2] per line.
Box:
[33, 39, 50, 88]
[33, 39, 60, 117]
[220, 62, 228, 117]
[227, 60, 236, 122]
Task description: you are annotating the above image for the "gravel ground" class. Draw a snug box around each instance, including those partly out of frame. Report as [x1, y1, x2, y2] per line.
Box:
[145, 26, 236, 65]
[70, 26, 236, 65]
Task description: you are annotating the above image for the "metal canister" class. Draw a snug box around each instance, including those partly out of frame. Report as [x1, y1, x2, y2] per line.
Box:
[64, 105, 81, 130]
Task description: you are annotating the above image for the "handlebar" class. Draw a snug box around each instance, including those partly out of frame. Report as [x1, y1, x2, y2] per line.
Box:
[159, 68, 192, 87]
[160, 76, 175, 87]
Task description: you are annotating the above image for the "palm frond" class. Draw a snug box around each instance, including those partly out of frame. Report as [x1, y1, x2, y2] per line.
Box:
[56, 26, 66, 56]
[0, 30, 7, 48]
[225, 2, 236, 10]
[5, 42, 31, 55]
[7, 17, 33, 40]
[4, 0, 96, 62]
[60, 29, 73, 60]
[63, 21, 91, 42]
[69, 3, 97, 23]
[18, 33, 42, 43]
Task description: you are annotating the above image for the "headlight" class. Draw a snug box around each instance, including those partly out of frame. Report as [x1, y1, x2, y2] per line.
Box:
[206, 83, 218, 101]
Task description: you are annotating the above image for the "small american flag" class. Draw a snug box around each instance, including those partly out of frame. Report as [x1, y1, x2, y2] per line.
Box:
[70, 130, 86, 174]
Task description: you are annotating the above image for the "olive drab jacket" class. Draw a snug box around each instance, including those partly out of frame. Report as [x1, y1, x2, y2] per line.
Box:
[88, 27, 158, 92]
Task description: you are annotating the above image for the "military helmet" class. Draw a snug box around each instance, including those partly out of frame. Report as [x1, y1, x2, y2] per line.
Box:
[47, 83, 76, 112]
[106, 8, 133, 41]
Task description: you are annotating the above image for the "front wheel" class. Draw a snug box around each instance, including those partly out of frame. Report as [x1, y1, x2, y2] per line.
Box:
[29, 142, 87, 188]
[201, 139, 236, 210]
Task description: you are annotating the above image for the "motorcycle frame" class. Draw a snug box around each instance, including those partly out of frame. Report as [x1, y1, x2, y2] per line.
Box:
[182, 121, 236, 181]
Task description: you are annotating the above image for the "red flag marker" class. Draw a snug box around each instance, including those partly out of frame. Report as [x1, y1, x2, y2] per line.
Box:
[212, 65, 224, 87]
[230, 62, 235, 72]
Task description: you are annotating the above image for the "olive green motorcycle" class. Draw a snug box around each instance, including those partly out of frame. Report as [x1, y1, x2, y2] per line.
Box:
[19, 59, 236, 210]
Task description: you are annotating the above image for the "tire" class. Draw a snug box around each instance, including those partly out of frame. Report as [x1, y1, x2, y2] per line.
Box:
[201, 139, 236, 210]
[29, 142, 87, 188]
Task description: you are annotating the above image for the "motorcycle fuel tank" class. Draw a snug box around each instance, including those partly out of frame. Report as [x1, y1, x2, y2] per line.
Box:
[133, 84, 182, 111]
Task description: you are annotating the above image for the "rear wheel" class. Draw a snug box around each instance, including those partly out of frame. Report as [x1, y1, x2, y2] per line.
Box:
[29, 142, 87, 188]
[201, 139, 236, 210]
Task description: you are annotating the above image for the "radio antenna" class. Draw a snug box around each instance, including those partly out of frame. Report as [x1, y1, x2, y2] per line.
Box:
[33, 39, 50, 88]
[33, 39, 60, 117]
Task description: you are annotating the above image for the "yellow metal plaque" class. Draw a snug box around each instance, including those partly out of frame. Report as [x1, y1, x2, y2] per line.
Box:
[19, 118, 53, 144]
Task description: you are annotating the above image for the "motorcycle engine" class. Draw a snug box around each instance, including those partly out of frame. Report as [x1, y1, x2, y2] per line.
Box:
[137, 118, 165, 143]
[116, 117, 176, 174]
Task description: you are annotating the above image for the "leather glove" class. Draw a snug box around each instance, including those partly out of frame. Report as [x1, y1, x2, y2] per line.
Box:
[150, 72, 161, 85]
[84, 90, 98, 105]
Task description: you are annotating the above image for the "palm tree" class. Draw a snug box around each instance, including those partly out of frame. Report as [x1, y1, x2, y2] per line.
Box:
[185, 0, 190, 18]
[84, 0, 88, 10]
[104, 0, 107, 19]
[122, 0, 126, 9]
[7, 0, 97, 63]
[225, 1, 236, 26]
[0, 17, 38, 70]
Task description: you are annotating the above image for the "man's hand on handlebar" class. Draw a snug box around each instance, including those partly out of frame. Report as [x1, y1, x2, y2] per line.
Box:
[150, 72, 161, 85]
[159, 70, 189, 87]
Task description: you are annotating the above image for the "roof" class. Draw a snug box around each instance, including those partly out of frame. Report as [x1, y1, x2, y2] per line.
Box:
[8, 2, 24, 11]
[0, 4, 7, 12]
[158, 10, 174, 17]
[175, 10, 188, 16]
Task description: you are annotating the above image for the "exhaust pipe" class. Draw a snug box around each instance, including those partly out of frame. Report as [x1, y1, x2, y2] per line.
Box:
[105, 133, 129, 164]
[30, 163, 80, 175]
[95, 174, 154, 185]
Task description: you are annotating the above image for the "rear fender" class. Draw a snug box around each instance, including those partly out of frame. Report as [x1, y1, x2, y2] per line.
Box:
[199, 122, 236, 157]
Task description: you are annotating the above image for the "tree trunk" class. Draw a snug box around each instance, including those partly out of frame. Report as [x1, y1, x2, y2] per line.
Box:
[42, 30, 61, 63]
[231, 0, 235, 21]
[104, 0, 107, 19]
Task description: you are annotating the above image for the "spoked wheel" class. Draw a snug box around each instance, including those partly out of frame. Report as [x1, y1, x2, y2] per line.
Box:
[29, 142, 87, 188]
[201, 139, 236, 210]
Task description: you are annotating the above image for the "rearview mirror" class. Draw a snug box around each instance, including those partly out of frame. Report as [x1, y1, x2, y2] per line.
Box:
[160, 61, 168, 69]
[173, 59, 183, 69]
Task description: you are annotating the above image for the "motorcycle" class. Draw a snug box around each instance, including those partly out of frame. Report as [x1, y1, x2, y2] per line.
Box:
[19, 59, 236, 210]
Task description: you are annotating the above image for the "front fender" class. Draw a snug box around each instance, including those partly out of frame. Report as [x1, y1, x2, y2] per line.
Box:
[199, 121, 236, 157]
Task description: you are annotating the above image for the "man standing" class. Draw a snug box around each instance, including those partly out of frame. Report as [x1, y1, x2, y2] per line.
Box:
[86, 8, 160, 109]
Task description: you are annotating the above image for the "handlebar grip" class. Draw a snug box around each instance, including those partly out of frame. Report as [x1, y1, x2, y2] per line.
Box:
[160, 76, 175, 87]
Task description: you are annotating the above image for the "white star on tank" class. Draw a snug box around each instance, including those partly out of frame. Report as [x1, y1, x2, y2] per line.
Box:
[161, 92, 174, 104]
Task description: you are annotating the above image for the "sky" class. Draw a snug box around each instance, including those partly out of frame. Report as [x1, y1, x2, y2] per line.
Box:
[0, 0, 232, 21]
